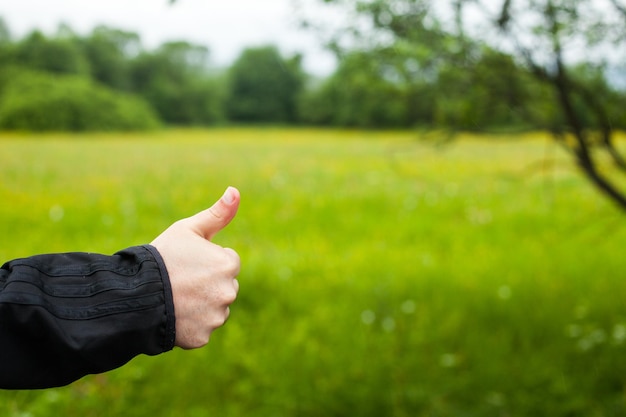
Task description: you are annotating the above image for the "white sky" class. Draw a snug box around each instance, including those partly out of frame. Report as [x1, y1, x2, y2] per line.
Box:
[0, 0, 338, 75]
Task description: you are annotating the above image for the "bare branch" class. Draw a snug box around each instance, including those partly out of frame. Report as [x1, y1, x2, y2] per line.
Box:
[497, 0, 513, 29]
[609, 0, 626, 20]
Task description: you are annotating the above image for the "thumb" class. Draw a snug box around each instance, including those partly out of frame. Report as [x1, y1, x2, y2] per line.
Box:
[187, 186, 240, 240]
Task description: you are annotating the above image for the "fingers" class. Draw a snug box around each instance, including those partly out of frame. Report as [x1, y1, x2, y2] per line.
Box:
[223, 247, 241, 276]
[220, 248, 240, 304]
[187, 187, 241, 240]
[217, 252, 239, 328]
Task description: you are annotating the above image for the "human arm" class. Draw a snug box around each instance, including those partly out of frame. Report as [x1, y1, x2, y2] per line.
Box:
[0, 245, 175, 389]
[0, 187, 241, 389]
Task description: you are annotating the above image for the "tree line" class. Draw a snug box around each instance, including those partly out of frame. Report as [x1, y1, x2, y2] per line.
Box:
[0, 12, 625, 132]
[0, 19, 306, 131]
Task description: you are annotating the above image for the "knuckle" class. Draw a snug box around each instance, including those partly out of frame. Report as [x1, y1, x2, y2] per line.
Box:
[221, 248, 240, 274]
[195, 334, 210, 348]
[178, 328, 210, 350]
[212, 314, 228, 328]
[224, 247, 239, 261]
[217, 285, 237, 304]
[224, 289, 237, 304]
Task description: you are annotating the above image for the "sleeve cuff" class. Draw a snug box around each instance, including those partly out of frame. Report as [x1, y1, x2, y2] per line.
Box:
[143, 244, 176, 351]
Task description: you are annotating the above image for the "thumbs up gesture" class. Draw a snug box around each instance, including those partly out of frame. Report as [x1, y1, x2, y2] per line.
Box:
[151, 187, 241, 349]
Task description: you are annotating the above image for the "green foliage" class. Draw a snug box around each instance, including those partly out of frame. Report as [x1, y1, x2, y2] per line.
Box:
[567, 63, 626, 129]
[300, 51, 411, 128]
[1, 129, 626, 416]
[130, 42, 226, 125]
[299, 32, 565, 131]
[0, 21, 226, 130]
[0, 69, 160, 131]
[80, 26, 141, 91]
[309, 0, 626, 131]
[0, 7, 625, 132]
[227, 46, 305, 124]
[10, 30, 90, 76]
[432, 49, 539, 130]
[0, 17, 11, 44]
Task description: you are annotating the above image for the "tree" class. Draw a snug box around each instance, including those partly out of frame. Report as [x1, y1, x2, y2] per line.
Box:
[129, 41, 225, 125]
[308, 0, 626, 209]
[0, 17, 10, 44]
[226, 46, 306, 124]
[300, 50, 411, 127]
[0, 17, 233, 130]
[303, 0, 543, 130]
[80, 26, 142, 91]
[0, 18, 13, 85]
[11, 29, 89, 76]
[475, 0, 626, 208]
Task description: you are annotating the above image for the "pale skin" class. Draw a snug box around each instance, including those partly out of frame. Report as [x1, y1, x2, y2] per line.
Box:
[150, 186, 241, 349]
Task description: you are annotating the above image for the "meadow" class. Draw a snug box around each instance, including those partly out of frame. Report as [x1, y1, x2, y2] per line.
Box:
[1, 128, 626, 416]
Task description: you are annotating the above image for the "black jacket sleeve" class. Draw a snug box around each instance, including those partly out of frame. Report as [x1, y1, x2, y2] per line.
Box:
[0, 245, 176, 390]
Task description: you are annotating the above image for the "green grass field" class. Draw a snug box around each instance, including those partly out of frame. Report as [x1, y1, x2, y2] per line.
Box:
[2, 128, 626, 416]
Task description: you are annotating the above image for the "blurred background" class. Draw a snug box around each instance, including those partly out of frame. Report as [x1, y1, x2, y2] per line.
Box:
[1, 0, 626, 416]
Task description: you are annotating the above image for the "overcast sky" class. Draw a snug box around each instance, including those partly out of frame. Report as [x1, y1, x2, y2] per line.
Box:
[0, 0, 337, 75]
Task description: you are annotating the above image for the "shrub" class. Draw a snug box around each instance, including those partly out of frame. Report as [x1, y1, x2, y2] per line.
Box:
[0, 69, 161, 131]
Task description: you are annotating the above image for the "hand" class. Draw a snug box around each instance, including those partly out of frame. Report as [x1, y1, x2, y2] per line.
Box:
[151, 187, 241, 349]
